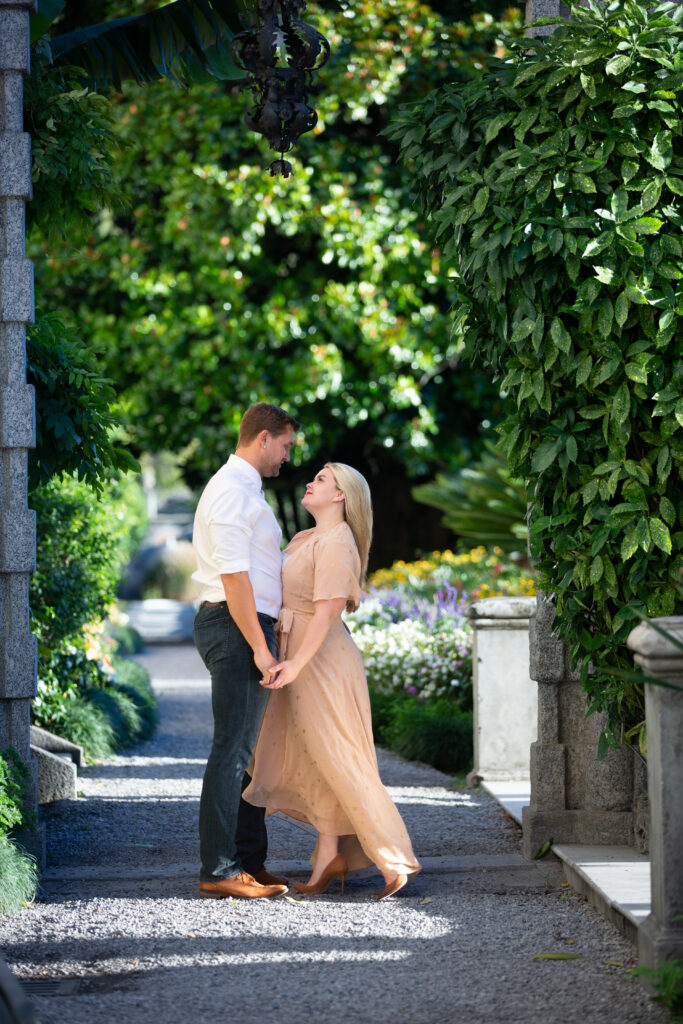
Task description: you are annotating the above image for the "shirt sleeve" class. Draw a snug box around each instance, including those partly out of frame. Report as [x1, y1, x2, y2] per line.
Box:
[312, 535, 362, 609]
[207, 487, 254, 574]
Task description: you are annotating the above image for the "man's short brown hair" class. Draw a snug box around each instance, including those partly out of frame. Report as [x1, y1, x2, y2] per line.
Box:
[237, 402, 301, 446]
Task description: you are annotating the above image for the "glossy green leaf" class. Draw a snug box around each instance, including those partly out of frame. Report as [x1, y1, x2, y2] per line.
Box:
[659, 496, 676, 526]
[597, 297, 613, 337]
[531, 437, 562, 474]
[566, 435, 578, 462]
[550, 317, 572, 353]
[647, 131, 673, 170]
[590, 554, 603, 583]
[621, 529, 639, 561]
[605, 54, 632, 75]
[632, 217, 664, 235]
[625, 362, 648, 383]
[649, 517, 672, 554]
[614, 292, 629, 327]
[636, 516, 651, 552]
[612, 381, 631, 423]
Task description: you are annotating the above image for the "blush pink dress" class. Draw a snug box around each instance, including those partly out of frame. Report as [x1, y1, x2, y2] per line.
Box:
[244, 522, 420, 878]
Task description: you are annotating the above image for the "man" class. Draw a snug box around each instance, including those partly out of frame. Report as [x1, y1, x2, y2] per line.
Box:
[192, 402, 300, 899]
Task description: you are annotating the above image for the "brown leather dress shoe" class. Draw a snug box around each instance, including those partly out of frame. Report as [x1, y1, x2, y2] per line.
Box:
[199, 871, 287, 900]
[253, 868, 289, 887]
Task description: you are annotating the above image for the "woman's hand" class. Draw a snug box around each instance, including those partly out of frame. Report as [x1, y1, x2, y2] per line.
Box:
[261, 660, 299, 689]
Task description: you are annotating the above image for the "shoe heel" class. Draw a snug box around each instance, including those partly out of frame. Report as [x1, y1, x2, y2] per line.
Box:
[340, 872, 346, 896]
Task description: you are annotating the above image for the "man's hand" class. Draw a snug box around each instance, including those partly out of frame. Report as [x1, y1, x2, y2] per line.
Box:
[261, 659, 299, 689]
[254, 648, 278, 678]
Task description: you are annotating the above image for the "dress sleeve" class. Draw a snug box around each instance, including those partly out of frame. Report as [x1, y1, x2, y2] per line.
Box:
[312, 535, 362, 610]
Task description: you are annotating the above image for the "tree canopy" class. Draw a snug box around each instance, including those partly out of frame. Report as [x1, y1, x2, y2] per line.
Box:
[31, 0, 521, 561]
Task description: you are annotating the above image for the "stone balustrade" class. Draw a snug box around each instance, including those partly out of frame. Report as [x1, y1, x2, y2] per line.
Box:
[628, 616, 683, 967]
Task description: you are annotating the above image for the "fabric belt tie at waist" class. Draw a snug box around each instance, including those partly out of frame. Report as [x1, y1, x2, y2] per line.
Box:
[276, 607, 317, 658]
[277, 607, 294, 659]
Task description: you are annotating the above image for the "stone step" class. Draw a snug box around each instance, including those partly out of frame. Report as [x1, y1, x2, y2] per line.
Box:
[482, 778, 651, 945]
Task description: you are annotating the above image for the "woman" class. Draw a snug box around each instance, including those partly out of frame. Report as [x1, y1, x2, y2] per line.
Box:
[243, 463, 420, 899]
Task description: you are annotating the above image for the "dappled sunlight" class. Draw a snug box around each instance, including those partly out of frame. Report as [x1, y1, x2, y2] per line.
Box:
[388, 786, 482, 809]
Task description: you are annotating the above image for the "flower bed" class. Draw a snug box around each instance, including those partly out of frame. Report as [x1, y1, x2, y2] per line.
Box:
[347, 547, 535, 708]
[347, 585, 473, 707]
[369, 546, 536, 601]
[346, 547, 536, 772]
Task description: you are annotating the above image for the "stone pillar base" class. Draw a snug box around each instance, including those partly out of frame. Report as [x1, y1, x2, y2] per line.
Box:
[638, 914, 683, 968]
[522, 807, 633, 860]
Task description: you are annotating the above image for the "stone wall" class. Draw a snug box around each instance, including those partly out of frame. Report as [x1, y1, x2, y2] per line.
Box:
[0, 0, 38, 811]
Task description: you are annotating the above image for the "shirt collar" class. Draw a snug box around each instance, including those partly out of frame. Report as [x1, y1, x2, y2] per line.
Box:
[228, 453, 263, 492]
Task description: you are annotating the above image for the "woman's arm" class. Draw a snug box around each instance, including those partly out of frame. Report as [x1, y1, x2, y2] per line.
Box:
[262, 597, 346, 689]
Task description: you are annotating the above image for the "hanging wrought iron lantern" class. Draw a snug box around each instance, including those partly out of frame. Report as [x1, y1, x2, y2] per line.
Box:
[230, 0, 331, 178]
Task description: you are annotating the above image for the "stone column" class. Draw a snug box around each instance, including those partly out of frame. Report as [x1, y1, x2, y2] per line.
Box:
[464, 596, 537, 782]
[522, 594, 637, 859]
[628, 617, 683, 967]
[0, 0, 38, 814]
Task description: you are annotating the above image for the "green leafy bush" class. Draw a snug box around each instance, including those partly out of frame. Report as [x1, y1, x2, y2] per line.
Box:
[110, 656, 159, 741]
[632, 959, 683, 1023]
[27, 311, 138, 491]
[25, 44, 122, 242]
[389, 0, 683, 737]
[31, 474, 134, 650]
[0, 838, 38, 916]
[110, 623, 144, 656]
[369, 689, 409, 747]
[369, 689, 473, 773]
[48, 692, 117, 761]
[30, 474, 157, 759]
[385, 700, 474, 774]
[0, 748, 33, 836]
[0, 748, 38, 916]
[413, 440, 529, 552]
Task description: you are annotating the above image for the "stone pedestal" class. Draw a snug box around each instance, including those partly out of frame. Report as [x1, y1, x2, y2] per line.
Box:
[464, 596, 537, 782]
[0, 0, 39, 832]
[522, 594, 636, 859]
[628, 617, 683, 967]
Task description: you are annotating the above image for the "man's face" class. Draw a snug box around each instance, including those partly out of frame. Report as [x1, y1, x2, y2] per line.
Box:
[262, 427, 295, 477]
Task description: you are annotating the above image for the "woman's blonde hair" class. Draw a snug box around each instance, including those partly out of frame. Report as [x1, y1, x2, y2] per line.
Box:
[325, 462, 373, 588]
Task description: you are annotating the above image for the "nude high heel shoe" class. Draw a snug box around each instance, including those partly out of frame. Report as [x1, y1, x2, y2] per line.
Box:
[292, 855, 348, 896]
[376, 873, 408, 901]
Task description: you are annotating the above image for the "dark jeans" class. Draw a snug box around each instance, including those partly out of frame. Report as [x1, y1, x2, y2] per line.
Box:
[194, 602, 276, 881]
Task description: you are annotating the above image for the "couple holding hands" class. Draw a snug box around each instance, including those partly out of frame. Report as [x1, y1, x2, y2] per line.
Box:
[192, 402, 420, 901]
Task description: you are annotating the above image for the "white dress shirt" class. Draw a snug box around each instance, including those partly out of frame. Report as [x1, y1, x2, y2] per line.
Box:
[191, 454, 283, 618]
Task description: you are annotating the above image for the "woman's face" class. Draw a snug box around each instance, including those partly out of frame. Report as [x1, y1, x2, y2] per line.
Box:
[302, 467, 344, 514]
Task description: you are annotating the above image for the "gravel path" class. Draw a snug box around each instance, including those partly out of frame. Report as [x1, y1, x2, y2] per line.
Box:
[0, 645, 666, 1024]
